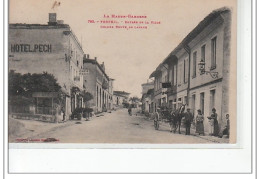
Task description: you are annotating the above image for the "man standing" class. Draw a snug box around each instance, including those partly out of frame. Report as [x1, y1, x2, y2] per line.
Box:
[184, 108, 193, 135]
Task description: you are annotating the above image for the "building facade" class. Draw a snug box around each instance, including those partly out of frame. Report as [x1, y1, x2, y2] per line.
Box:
[148, 8, 231, 133]
[113, 91, 130, 108]
[83, 55, 113, 113]
[141, 81, 154, 113]
[9, 13, 85, 119]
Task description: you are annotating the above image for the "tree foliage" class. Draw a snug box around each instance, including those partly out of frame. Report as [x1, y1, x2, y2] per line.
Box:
[129, 96, 140, 103]
[82, 91, 93, 102]
[9, 71, 61, 97]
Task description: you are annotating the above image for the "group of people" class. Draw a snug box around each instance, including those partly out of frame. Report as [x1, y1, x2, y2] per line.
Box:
[155, 106, 230, 138]
[182, 108, 230, 138]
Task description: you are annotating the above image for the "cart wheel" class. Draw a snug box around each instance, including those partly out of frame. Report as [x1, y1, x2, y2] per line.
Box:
[154, 120, 159, 130]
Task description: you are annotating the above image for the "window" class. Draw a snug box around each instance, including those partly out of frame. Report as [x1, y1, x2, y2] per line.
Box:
[173, 65, 177, 86]
[200, 93, 205, 114]
[169, 69, 172, 83]
[178, 63, 183, 85]
[193, 51, 197, 78]
[97, 86, 99, 107]
[183, 60, 186, 83]
[201, 45, 206, 62]
[184, 96, 188, 105]
[211, 37, 217, 69]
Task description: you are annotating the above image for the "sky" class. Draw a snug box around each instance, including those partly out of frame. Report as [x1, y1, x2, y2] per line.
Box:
[9, 0, 236, 97]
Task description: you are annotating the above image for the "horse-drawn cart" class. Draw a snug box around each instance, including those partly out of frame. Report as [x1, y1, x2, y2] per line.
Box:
[153, 104, 186, 133]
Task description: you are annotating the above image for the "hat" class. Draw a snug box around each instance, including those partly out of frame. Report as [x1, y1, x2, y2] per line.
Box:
[197, 109, 201, 112]
[212, 108, 216, 111]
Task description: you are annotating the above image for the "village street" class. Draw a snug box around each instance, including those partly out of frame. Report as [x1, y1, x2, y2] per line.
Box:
[9, 109, 228, 144]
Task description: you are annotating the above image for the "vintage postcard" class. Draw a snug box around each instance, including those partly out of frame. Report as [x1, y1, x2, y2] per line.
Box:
[8, 0, 237, 145]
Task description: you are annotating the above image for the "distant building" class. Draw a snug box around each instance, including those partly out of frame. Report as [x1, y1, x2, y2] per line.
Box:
[113, 91, 130, 107]
[9, 13, 85, 119]
[141, 81, 154, 113]
[83, 55, 114, 113]
[141, 81, 154, 95]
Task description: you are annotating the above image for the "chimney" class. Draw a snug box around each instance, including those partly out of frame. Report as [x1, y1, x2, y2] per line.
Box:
[48, 13, 57, 25]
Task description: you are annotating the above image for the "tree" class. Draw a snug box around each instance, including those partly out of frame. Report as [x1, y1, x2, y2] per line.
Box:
[129, 96, 140, 103]
[82, 91, 93, 103]
[9, 71, 61, 98]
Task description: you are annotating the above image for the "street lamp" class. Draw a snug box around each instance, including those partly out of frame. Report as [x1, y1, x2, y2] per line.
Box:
[198, 59, 218, 79]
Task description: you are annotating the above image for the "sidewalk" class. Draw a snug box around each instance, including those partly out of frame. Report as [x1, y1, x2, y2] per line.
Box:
[144, 117, 229, 143]
[189, 128, 229, 143]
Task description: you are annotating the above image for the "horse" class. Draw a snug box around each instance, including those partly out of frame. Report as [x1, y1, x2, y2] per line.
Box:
[170, 104, 186, 134]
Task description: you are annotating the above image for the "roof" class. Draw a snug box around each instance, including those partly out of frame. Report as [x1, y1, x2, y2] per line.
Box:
[83, 58, 110, 80]
[113, 91, 130, 97]
[9, 23, 84, 53]
[146, 88, 154, 95]
[9, 23, 70, 29]
[150, 7, 230, 77]
[168, 7, 230, 60]
[141, 81, 154, 86]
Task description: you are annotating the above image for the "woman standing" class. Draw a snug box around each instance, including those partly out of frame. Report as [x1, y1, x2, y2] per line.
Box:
[195, 109, 204, 135]
[207, 108, 219, 136]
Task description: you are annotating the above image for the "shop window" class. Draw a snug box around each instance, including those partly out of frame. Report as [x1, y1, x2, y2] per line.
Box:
[210, 89, 216, 113]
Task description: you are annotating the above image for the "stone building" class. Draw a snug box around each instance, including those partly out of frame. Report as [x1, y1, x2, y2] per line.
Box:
[9, 13, 85, 119]
[113, 91, 130, 108]
[148, 8, 232, 133]
[149, 63, 169, 111]
[82, 55, 113, 113]
[141, 81, 154, 113]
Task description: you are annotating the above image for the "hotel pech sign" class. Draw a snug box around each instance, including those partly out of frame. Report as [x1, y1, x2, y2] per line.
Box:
[10, 44, 52, 53]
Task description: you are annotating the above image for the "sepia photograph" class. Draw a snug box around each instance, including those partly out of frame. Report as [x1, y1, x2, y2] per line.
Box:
[8, 0, 237, 145]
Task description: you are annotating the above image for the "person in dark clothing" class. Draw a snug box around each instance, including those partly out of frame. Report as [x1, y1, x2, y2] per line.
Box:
[184, 108, 193, 135]
[61, 107, 66, 122]
[221, 114, 230, 138]
[128, 107, 132, 116]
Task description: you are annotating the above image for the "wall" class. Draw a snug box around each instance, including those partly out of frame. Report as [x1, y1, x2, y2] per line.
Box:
[189, 16, 225, 89]
[141, 82, 154, 94]
[9, 25, 84, 115]
[83, 62, 97, 109]
[189, 81, 222, 133]
[9, 26, 71, 93]
[176, 49, 189, 93]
